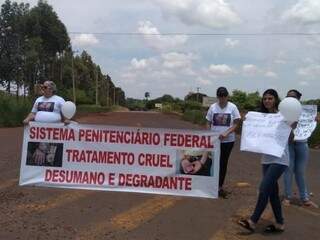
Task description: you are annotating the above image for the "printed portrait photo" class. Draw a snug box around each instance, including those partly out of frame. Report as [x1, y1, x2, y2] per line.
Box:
[26, 142, 63, 167]
[37, 102, 55, 112]
[178, 149, 212, 176]
[212, 113, 231, 127]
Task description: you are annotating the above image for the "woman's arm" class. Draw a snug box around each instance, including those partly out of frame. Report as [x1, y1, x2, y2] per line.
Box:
[220, 118, 240, 140]
[23, 112, 36, 125]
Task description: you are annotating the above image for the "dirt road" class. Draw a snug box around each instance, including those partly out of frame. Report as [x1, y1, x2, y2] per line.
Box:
[0, 111, 319, 240]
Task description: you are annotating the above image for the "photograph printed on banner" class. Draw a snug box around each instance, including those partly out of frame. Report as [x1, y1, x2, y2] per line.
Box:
[26, 142, 63, 167]
[178, 149, 212, 176]
[212, 113, 231, 126]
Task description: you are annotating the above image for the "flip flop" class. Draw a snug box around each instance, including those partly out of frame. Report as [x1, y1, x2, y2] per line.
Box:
[303, 200, 319, 208]
[218, 189, 230, 199]
[264, 224, 284, 234]
[237, 219, 255, 232]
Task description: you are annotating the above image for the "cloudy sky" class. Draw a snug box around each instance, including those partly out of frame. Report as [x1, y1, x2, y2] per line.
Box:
[2, 0, 320, 100]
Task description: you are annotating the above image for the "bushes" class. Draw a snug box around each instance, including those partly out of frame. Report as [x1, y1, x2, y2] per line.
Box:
[126, 98, 146, 111]
[76, 104, 110, 113]
[309, 123, 320, 148]
[0, 93, 32, 127]
[182, 110, 207, 125]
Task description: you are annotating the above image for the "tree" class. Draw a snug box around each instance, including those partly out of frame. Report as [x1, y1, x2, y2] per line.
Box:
[0, 0, 125, 105]
[25, 0, 70, 83]
[144, 92, 150, 101]
[230, 90, 247, 110]
[0, 0, 30, 94]
[245, 91, 260, 110]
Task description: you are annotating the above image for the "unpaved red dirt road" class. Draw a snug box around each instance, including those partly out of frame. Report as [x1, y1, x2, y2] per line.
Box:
[0, 111, 319, 240]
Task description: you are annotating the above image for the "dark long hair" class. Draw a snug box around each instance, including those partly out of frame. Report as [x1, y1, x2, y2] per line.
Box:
[287, 89, 302, 100]
[260, 89, 280, 113]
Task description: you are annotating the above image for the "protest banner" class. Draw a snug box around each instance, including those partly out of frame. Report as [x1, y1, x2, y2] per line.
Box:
[294, 105, 317, 141]
[19, 122, 220, 198]
[240, 112, 291, 157]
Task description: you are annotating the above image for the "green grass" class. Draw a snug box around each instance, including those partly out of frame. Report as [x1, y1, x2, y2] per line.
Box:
[0, 93, 112, 127]
[182, 109, 207, 125]
[309, 123, 320, 148]
[77, 104, 111, 113]
[0, 92, 32, 127]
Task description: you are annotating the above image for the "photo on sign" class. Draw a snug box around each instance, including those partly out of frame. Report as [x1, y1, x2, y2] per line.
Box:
[212, 113, 231, 126]
[178, 149, 212, 176]
[26, 142, 63, 167]
[37, 102, 55, 112]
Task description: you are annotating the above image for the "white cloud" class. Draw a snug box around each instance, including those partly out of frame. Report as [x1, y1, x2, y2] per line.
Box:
[299, 81, 309, 86]
[265, 71, 278, 78]
[242, 64, 259, 75]
[161, 52, 196, 69]
[297, 64, 320, 76]
[274, 59, 287, 64]
[282, 0, 320, 24]
[121, 52, 197, 87]
[196, 77, 212, 85]
[207, 64, 234, 77]
[138, 21, 188, 51]
[224, 38, 239, 48]
[306, 36, 320, 47]
[72, 34, 99, 47]
[130, 58, 158, 70]
[303, 57, 315, 64]
[155, 0, 241, 28]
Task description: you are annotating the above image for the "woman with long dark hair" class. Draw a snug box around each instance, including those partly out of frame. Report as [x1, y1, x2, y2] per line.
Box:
[283, 89, 315, 207]
[238, 89, 290, 233]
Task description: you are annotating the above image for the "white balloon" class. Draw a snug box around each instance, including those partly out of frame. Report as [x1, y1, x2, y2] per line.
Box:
[279, 97, 302, 122]
[35, 111, 61, 123]
[61, 101, 76, 119]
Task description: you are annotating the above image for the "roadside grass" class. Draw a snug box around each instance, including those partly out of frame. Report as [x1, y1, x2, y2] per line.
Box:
[309, 123, 320, 148]
[182, 109, 207, 125]
[0, 93, 112, 127]
[76, 104, 111, 113]
[0, 92, 31, 127]
[1, 94, 319, 148]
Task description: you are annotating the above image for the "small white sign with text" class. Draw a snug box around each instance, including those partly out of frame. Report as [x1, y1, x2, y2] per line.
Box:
[241, 112, 291, 157]
[294, 105, 317, 141]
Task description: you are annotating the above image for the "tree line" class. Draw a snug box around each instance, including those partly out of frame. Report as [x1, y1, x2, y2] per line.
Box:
[0, 0, 125, 106]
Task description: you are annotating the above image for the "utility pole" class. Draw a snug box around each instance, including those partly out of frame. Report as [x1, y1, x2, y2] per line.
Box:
[71, 50, 79, 104]
[95, 68, 98, 105]
[106, 76, 109, 107]
[196, 87, 200, 102]
[71, 55, 76, 103]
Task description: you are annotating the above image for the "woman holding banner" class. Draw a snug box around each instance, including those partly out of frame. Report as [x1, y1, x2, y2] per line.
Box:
[23, 81, 67, 166]
[238, 89, 289, 233]
[206, 87, 241, 198]
[283, 90, 315, 207]
[23, 81, 67, 124]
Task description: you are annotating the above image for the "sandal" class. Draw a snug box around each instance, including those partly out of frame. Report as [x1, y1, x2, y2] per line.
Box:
[264, 224, 284, 233]
[218, 189, 230, 199]
[237, 219, 255, 232]
[303, 200, 312, 207]
[282, 198, 290, 206]
[303, 200, 319, 208]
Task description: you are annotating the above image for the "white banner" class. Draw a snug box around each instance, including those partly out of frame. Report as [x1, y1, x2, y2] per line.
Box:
[240, 112, 291, 157]
[19, 122, 220, 199]
[294, 105, 317, 141]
